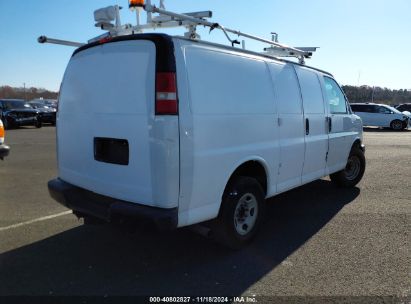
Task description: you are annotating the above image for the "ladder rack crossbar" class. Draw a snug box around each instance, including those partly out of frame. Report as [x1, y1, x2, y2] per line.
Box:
[37, 36, 84, 47]
[144, 4, 311, 58]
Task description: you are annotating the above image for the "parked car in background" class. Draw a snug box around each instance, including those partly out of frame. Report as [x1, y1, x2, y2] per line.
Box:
[395, 103, 411, 112]
[350, 103, 409, 130]
[30, 99, 58, 110]
[29, 101, 57, 125]
[0, 99, 42, 129]
[0, 119, 10, 160]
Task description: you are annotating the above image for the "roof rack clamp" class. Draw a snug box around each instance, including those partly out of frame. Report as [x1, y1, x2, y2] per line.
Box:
[185, 25, 200, 40]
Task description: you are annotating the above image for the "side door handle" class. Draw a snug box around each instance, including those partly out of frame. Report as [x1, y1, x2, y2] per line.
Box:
[305, 118, 310, 135]
[328, 116, 332, 133]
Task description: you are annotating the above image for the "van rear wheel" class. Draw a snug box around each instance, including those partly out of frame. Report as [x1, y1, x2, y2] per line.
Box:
[330, 147, 365, 188]
[212, 176, 265, 250]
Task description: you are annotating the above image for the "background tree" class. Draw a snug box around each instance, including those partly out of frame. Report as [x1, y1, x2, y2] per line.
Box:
[342, 85, 411, 105]
[0, 86, 58, 100]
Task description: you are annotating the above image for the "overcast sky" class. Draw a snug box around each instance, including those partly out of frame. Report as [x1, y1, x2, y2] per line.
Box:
[0, 0, 410, 91]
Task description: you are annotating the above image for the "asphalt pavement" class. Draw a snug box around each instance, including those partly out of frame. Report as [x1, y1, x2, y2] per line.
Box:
[0, 126, 410, 303]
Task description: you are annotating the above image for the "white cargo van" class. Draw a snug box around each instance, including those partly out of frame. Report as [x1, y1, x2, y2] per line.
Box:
[48, 33, 365, 248]
[46, 4, 365, 248]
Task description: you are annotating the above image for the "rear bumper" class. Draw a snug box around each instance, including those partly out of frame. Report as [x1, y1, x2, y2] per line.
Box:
[0, 144, 10, 159]
[48, 178, 178, 230]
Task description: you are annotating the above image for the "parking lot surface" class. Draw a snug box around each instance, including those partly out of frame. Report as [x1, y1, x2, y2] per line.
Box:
[0, 126, 410, 302]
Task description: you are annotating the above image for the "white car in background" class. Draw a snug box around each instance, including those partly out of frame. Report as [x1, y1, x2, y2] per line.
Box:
[350, 103, 409, 130]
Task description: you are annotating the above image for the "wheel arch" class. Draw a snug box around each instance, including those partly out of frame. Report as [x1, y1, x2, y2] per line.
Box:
[351, 137, 365, 152]
[223, 158, 269, 199]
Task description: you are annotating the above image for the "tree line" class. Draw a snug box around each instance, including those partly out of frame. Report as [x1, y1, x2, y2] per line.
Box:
[0, 86, 58, 101]
[342, 85, 411, 105]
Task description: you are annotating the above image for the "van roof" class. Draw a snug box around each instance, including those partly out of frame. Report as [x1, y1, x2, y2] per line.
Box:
[173, 35, 333, 77]
[73, 33, 332, 77]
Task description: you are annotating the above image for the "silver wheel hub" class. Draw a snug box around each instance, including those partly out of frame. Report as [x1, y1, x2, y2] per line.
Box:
[234, 193, 258, 236]
[345, 155, 361, 181]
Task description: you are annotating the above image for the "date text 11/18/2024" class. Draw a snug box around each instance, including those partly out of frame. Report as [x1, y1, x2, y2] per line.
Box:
[149, 296, 257, 303]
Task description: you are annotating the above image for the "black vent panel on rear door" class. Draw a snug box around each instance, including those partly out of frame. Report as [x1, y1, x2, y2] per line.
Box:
[94, 137, 129, 165]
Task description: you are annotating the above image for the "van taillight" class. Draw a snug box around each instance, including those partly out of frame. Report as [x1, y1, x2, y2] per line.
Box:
[155, 72, 178, 115]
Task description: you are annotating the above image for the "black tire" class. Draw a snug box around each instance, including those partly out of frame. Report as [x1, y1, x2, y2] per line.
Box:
[35, 120, 42, 128]
[83, 215, 106, 225]
[212, 176, 265, 250]
[390, 119, 403, 131]
[330, 146, 365, 188]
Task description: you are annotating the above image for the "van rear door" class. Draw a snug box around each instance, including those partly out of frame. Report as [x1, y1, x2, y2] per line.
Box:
[57, 38, 179, 208]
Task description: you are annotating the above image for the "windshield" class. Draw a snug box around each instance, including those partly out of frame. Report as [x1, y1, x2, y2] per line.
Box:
[30, 102, 49, 109]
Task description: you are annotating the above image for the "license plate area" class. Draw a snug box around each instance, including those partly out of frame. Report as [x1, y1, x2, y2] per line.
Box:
[94, 137, 129, 165]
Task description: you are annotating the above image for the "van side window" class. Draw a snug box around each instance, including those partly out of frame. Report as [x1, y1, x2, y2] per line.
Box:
[268, 63, 302, 114]
[295, 68, 324, 114]
[323, 77, 348, 114]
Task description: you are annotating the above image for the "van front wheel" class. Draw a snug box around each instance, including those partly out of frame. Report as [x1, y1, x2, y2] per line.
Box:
[213, 176, 265, 249]
[330, 147, 365, 188]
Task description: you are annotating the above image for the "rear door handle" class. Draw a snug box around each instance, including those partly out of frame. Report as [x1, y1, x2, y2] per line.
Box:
[305, 118, 310, 135]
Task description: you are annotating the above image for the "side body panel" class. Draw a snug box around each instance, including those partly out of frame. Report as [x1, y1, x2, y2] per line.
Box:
[175, 40, 279, 227]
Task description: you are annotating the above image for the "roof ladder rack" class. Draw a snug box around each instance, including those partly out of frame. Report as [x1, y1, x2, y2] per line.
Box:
[38, 0, 319, 64]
